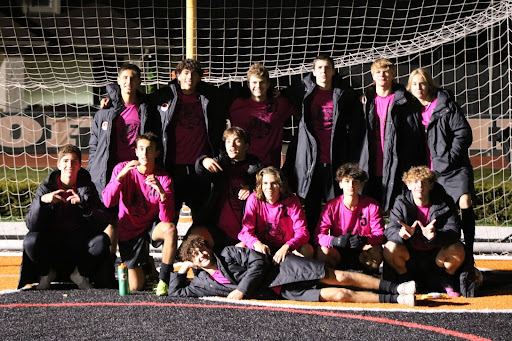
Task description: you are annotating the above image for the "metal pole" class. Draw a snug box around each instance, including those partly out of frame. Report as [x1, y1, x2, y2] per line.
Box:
[186, 0, 197, 59]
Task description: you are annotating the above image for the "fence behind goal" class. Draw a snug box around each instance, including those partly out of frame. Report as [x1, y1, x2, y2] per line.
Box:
[0, 1, 511, 254]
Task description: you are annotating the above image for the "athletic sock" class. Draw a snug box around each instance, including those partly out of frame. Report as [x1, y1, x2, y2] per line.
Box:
[397, 272, 413, 284]
[379, 293, 399, 303]
[159, 262, 172, 284]
[378, 280, 398, 294]
[461, 207, 475, 262]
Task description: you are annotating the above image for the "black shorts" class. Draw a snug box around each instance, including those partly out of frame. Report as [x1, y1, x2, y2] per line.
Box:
[279, 280, 321, 302]
[334, 248, 364, 271]
[406, 247, 440, 274]
[118, 223, 162, 269]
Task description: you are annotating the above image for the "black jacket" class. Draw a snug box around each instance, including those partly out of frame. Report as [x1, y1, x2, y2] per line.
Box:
[424, 89, 473, 202]
[152, 79, 229, 169]
[385, 183, 462, 249]
[19, 168, 109, 289]
[169, 246, 326, 298]
[25, 168, 109, 234]
[195, 152, 264, 226]
[283, 72, 363, 199]
[87, 83, 157, 198]
[358, 84, 426, 211]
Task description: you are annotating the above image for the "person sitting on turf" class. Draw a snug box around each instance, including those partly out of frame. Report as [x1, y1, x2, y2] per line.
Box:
[383, 166, 465, 296]
[102, 132, 176, 295]
[194, 127, 264, 251]
[169, 235, 416, 306]
[238, 166, 314, 264]
[315, 163, 385, 273]
[18, 144, 112, 290]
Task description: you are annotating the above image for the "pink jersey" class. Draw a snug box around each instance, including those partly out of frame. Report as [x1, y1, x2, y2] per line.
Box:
[238, 193, 309, 250]
[167, 93, 207, 165]
[217, 162, 254, 240]
[315, 195, 385, 248]
[410, 205, 433, 251]
[229, 97, 295, 167]
[309, 87, 334, 164]
[102, 161, 175, 241]
[421, 98, 438, 170]
[210, 269, 232, 284]
[111, 103, 140, 164]
[374, 94, 395, 176]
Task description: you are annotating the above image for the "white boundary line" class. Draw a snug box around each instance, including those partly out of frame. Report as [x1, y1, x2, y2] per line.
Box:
[200, 296, 512, 314]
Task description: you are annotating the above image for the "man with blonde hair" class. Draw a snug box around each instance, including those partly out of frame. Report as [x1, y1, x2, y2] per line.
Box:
[358, 58, 425, 212]
[383, 166, 465, 296]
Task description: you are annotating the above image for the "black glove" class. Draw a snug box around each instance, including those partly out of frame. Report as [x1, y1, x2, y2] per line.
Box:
[330, 234, 351, 248]
[349, 234, 368, 250]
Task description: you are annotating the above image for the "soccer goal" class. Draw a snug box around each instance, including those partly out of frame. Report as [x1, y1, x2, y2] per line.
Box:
[0, 1, 511, 254]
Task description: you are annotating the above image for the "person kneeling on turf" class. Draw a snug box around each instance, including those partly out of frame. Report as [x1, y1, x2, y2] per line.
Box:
[315, 163, 385, 273]
[383, 166, 465, 296]
[18, 144, 112, 290]
[102, 132, 177, 295]
[169, 235, 416, 306]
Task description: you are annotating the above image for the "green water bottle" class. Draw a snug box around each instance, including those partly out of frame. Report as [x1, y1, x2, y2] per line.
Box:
[118, 263, 129, 296]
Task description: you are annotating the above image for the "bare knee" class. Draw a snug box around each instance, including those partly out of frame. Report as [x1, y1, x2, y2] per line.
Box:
[298, 243, 314, 258]
[437, 242, 465, 273]
[316, 246, 340, 268]
[320, 288, 354, 302]
[459, 194, 472, 209]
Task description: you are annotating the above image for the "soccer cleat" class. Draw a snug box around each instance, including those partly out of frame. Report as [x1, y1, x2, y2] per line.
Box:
[70, 267, 94, 289]
[397, 280, 416, 295]
[154, 280, 169, 296]
[397, 294, 416, 307]
[36, 268, 56, 290]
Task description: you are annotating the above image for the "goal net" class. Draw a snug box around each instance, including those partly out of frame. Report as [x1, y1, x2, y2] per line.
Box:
[0, 0, 511, 254]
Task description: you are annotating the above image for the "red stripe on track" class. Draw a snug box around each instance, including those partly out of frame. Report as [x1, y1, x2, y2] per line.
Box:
[0, 301, 490, 341]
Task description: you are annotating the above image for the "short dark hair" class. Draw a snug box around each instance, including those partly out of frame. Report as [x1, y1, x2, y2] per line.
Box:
[335, 163, 368, 183]
[179, 235, 210, 262]
[176, 59, 203, 77]
[313, 55, 335, 69]
[223, 126, 250, 145]
[57, 144, 81, 163]
[119, 63, 142, 79]
[135, 132, 161, 152]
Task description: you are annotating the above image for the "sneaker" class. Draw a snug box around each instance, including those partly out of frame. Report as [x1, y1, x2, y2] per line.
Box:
[397, 294, 416, 307]
[70, 267, 94, 290]
[397, 280, 416, 295]
[36, 268, 56, 290]
[154, 280, 168, 296]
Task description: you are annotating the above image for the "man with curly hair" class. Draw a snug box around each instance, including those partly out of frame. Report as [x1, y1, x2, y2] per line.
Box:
[169, 235, 416, 306]
[384, 166, 465, 296]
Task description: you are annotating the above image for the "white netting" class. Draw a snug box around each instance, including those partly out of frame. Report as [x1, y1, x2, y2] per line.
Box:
[0, 0, 511, 252]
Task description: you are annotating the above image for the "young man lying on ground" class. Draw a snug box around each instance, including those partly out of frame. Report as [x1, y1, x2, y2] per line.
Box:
[168, 235, 416, 306]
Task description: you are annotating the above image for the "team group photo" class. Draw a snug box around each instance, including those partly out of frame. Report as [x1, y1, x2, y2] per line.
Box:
[1, 1, 511, 340]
